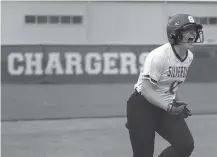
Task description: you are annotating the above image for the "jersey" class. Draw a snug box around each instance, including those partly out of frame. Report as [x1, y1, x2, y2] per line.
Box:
[134, 43, 193, 104]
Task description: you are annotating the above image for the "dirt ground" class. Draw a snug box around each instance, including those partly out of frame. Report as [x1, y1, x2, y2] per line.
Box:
[2, 114, 217, 157]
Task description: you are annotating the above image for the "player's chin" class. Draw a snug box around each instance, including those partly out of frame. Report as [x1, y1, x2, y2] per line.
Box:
[184, 41, 194, 49]
[180, 40, 194, 48]
[186, 42, 194, 48]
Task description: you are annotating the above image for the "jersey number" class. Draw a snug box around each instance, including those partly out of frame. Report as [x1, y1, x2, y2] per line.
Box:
[167, 81, 183, 94]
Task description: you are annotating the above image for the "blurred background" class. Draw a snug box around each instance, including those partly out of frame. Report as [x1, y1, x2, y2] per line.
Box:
[1, 0, 217, 121]
[1, 1, 217, 157]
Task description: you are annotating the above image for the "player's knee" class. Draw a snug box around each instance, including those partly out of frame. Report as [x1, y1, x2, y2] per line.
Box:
[174, 141, 194, 156]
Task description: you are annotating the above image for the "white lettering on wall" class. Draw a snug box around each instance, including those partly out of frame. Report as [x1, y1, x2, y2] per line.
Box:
[85, 52, 102, 75]
[24, 53, 43, 75]
[65, 52, 83, 75]
[103, 53, 119, 75]
[120, 52, 137, 75]
[8, 53, 24, 75]
[7, 51, 149, 76]
[45, 53, 64, 75]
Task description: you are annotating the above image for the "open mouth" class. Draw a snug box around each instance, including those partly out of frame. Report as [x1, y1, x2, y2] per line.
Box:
[188, 38, 194, 42]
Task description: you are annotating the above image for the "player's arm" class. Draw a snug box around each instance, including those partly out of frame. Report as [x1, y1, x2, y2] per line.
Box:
[140, 54, 169, 111]
[175, 91, 180, 101]
[141, 79, 191, 117]
[141, 80, 169, 111]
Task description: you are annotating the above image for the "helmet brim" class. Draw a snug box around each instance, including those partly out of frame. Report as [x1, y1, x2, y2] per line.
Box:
[193, 23, 203, 29]
[180, 23, 203, 31]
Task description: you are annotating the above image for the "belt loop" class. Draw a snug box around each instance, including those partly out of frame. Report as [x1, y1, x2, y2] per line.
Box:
[134, 88, 142, 95]
[134, 90, 139, 95]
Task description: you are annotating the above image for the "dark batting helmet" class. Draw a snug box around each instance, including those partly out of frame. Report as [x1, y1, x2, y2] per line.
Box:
[167, 14, 204, 44]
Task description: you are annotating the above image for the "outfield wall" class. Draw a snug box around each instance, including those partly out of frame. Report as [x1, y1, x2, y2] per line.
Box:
[1, 44, 217, 121]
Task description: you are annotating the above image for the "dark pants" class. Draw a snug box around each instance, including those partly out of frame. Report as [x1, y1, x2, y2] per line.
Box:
[126, 91, 194, 157]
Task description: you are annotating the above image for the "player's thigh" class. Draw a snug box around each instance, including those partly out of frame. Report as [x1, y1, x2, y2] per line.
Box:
[126, 92, 163, 140]
[156, 112, 194, 148]
[126, 93, 160, 155]
[126, 92, 160, 132]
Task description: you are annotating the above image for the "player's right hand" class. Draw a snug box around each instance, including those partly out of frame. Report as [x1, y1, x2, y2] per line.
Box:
[167, 101, 191, 117]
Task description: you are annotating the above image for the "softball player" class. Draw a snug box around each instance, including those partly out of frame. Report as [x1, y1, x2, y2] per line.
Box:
[126, 14, 204, 157]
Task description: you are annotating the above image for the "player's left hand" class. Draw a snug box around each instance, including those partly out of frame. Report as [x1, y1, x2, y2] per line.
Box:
[175, 101, 192, 118]
[181, 105, 192, 118]
[168, 100, 192, 118]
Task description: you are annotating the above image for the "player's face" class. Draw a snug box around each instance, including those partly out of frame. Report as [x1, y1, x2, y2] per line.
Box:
[179, 29, 197, 49]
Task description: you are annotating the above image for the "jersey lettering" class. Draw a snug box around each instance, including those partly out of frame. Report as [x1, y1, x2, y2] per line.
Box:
[167, 66, 188, 78]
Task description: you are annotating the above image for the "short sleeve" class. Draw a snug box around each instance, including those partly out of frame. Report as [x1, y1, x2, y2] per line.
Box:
[141, 53, 165, 85]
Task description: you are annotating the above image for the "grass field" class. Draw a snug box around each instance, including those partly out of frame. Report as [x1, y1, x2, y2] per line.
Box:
[2, 114, 217, 157]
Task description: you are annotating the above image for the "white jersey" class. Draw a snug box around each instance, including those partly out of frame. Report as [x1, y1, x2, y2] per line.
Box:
[134, 43, 193, 104]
